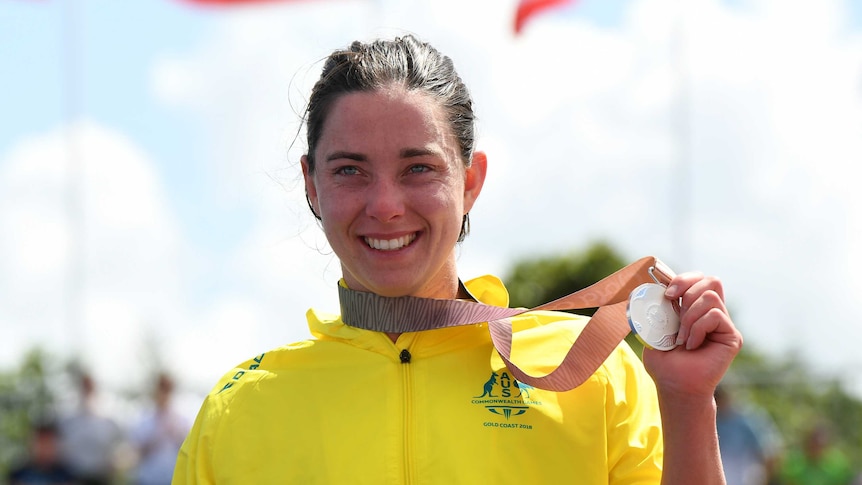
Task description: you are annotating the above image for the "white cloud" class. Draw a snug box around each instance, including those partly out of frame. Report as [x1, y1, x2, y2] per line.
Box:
[151, 0, 862, 384]
[6, 0, 861, 400]
[0, 123, 185, 385]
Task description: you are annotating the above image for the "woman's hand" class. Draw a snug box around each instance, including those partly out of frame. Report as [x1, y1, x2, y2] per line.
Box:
[642, 271, 743, 397]
[643, 271, 742, 485]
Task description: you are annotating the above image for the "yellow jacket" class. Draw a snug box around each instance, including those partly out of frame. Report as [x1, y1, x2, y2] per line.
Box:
[174, 275, 663, 484]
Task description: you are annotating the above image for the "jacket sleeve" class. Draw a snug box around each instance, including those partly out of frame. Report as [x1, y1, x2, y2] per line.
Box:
[605, 342, 664, 484]
[172, 394, 216, 485]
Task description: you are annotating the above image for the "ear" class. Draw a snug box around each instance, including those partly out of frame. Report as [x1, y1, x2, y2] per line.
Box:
[463, 151, 487, 214]
[301, 155, 320, 217]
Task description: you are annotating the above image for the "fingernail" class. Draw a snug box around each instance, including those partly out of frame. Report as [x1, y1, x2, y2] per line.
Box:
[675, 327, 688, 346]
[665, 285, 678, 298]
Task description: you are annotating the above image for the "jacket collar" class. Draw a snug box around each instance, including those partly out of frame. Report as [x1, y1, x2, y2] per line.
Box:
[306, 275, 509, 357]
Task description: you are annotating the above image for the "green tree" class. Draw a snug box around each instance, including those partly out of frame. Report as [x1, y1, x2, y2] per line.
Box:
[505, 240, 626, 312]
[725, 350, 862, 474]
[504, 240, 645, 353]
[0, 347, 59, 476]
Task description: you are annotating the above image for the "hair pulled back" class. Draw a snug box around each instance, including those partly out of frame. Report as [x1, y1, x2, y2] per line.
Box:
[303, 35, 476, 241]
[304, 35, 476, 172]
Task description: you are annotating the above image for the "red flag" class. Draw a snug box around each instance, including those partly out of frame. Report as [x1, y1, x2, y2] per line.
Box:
[514, 0, 574, 34]
[180, 0, 296, 4]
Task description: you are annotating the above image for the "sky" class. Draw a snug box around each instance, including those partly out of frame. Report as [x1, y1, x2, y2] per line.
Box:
[2, 0, 862, 414]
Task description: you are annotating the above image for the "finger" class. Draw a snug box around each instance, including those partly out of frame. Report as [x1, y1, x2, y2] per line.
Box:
[681, 282, 728, 323]
[682, 304, 730, 350]
[665, 272, 724, 302]
[668, 274, 725, 345]
[677, 283, 740, 351]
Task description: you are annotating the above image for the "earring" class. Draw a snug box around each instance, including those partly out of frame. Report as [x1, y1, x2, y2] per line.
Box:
[306, 192, 321, 220]
[457, 213, 470, 242]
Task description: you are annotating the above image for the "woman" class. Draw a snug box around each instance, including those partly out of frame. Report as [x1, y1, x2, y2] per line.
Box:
[174, 35, 741, 484]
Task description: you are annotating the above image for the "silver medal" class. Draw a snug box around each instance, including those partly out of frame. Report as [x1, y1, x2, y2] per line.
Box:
[627, 282, 680, 351]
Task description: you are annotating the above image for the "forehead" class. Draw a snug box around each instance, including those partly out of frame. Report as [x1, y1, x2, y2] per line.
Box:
[317, 88, 457, 155]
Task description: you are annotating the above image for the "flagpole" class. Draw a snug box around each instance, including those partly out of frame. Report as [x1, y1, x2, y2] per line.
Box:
[63, 0, 84, 360]
[671, 0, 692, 269]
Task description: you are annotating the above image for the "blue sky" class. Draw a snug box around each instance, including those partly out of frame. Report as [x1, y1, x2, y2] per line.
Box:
[0, 0, 646, 257]
[1, 1, 246, 253]
[2, 0, 862, 412]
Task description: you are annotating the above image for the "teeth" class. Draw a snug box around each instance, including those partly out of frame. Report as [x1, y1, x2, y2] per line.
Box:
[364, 234, 416, 251]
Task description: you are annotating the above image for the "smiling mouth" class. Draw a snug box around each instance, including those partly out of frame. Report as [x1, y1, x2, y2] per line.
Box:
[364, 233, 417, 251]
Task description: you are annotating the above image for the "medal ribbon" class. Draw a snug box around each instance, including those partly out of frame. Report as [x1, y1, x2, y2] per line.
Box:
[339, 256, 675, 392]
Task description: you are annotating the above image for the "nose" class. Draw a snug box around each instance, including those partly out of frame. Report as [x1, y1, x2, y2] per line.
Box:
[365, 178, 405, 222]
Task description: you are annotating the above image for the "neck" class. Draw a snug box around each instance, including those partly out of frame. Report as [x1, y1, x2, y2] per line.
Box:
[383, 282, 471, 344]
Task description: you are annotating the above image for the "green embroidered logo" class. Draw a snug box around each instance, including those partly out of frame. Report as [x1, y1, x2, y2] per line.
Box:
[471, 371, 541, 429]
[218, 353, 265, 393]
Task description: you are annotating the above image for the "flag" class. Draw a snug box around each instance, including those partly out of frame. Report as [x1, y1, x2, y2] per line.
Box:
[180, 0, 296, 5]
[514, 0, 575, 34]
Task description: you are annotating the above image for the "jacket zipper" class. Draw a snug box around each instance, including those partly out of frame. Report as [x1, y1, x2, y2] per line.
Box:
[400, 348, 413, 484]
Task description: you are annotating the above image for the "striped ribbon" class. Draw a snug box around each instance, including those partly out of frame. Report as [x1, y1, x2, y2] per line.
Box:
[339, 256, 675, 391]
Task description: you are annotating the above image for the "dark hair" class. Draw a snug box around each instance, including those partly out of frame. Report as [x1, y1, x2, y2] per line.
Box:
[32, 418, 60, 437]
[303, 35, 476, 241]
[155, 372, 174, 394]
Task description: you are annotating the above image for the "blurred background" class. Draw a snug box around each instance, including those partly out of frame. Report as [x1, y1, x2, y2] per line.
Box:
[2, 0, 861, 483]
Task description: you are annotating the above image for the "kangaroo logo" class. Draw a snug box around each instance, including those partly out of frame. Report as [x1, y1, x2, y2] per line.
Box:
[475, 372, 498, 398]
[515, 381, 534, 399]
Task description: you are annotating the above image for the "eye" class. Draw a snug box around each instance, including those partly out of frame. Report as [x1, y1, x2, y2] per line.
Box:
[335, 165, 360, 176]
[408, 164, 432, 174]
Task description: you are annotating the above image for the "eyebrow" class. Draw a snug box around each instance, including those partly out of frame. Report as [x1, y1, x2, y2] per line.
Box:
[401, 147, 439, 158]
[324, 147, 441, 162]
[325, 151, 366, 162]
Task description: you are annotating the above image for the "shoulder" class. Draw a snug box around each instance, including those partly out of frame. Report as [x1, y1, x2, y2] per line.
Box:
[508, 310, 590, 360]
[467, 274, 641, 374]
[198, 334, 348, 412]
[181, 334, 363, 464]
[204, 340, 311, 398]
[507, 310, 648, 387]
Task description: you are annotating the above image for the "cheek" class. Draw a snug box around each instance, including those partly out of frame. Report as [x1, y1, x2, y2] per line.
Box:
[316, 190, 364, 241]
[438, 180, 467, 213]
[318, 201, 351, 230]
[425, 186, 467, 229]
[315, 182, 352, 218]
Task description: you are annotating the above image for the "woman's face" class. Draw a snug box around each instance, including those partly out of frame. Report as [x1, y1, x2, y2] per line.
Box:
[302, 87, 486, 298]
